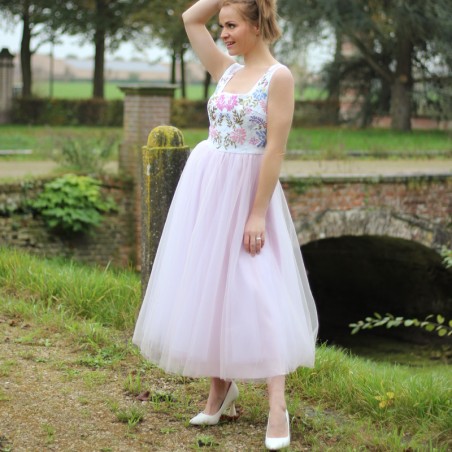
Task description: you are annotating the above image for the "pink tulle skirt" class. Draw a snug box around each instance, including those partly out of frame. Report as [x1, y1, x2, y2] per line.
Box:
[133, 140, 318, 380]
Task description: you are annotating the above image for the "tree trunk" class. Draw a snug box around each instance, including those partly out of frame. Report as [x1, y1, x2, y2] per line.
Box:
[93, 0, 106, 99]
[180, 47, 186, 99]
[390, 32, 413, 131]
[170, 49, 176, 84]
[203, 70, 211, 100]
[20, 1, 32, 97]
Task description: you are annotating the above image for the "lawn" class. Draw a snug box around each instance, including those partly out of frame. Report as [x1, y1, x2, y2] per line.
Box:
[33, 81, 327, 101]
[1, 125, 451, 161]
[0, 247, 450, 450]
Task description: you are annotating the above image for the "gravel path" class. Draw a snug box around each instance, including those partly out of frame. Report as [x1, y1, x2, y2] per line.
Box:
[1, 159, 451, 179]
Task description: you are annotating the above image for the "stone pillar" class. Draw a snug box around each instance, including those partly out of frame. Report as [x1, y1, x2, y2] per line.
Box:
[141, 126, 190, 295]
[118, 84, 177, 268]
[0, 48, 14, 124]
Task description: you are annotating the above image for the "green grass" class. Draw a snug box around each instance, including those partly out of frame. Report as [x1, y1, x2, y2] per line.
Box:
[286, 127, 452, 157]
[0, 247, 451, 449]
[0, 247, 140, 329]
[35, 81, 126, 100]
[1, 125, 451, 162]
[0, 125, 122, 161]
[34, 81, 216, 101]
[33, 81, 325, 101]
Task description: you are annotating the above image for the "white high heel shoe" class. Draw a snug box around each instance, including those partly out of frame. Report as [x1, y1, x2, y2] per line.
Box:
[189, 381, 239, 426]
[265, 409, 290, 450]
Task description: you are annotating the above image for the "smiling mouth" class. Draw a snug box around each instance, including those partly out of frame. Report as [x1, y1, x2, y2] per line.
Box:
[225, 41, 235, 48]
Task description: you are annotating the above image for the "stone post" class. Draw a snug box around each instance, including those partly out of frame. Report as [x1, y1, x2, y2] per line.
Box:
[0, 48, 14, 124]
[141, 125, 190, 295]
[118, 84, 177, 267]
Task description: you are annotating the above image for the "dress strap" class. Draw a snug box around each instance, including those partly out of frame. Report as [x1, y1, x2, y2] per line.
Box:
[216, 63, 242, 92]
[261, 63, 285, 85]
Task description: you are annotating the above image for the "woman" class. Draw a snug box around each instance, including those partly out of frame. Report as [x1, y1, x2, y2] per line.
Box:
[133, 0, 318, 449]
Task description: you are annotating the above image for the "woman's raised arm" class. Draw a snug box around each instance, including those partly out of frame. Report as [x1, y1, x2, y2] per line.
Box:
[182, 0, 234, 81]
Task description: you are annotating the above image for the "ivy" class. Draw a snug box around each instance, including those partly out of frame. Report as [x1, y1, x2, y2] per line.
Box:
[29, 174, 117, 235]
[349, 312, 452, 338]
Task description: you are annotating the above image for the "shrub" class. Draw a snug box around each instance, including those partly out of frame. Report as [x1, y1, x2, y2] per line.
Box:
[29, 174, 117, 235]
[11, 98, 123, 126]
[53, 135, 119, 175]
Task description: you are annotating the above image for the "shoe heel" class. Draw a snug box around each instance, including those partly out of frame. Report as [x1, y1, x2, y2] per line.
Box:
[226, 402, 236, 417]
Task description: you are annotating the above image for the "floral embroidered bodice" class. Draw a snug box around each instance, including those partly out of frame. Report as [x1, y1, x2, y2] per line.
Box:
[207, 63, 282, 154]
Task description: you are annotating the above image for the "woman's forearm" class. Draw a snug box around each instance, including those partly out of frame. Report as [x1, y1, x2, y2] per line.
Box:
[250, 150, 284, 218]
[182, 0, 222, 25]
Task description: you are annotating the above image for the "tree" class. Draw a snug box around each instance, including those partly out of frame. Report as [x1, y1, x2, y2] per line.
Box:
[133, 1, 220, 99]
[280, 0, 452, 131]
[0, 0, 57, 97]
[132, 1, 191, 98]
[60, 0, 148, 99]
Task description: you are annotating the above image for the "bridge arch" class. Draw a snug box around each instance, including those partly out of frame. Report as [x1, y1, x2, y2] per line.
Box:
[282, 174, 452, 252]
[295, 207, 451, 251]
[281, 174, 452, 345]
[300, 234, 452, 344]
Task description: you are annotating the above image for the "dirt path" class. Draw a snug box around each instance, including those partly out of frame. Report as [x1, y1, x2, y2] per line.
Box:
[0, 315, 313, 452]
[0, 160, 451, 180]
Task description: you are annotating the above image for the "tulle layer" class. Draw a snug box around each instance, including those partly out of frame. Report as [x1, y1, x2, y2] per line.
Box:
[133, 140, 318, 380]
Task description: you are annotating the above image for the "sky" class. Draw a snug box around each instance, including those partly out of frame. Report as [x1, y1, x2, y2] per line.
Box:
[0, 23, 333, 72]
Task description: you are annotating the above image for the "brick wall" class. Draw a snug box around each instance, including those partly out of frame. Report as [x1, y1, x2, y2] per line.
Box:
[282, 175, 452, 250]
[119, 85, 176, 268]
[0, 177, 135, 268]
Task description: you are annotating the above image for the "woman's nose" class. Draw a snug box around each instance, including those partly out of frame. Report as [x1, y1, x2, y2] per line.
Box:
[220, 28, 228, 39]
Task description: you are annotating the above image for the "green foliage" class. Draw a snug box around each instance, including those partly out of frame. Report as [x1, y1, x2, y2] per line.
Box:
[350, 312, 452, 337]
[53, 135, 118, 175]
[112, 404, 145, 428]
[31, 174, 116, 233]
[11, 98, 123, 126]
[29, 174, 117, 235]
[440, 246, 452, 269]
[195, 434, 219, 448]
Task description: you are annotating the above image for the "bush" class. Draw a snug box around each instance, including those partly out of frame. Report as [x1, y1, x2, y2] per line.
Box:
[29, 174, 117, 235]
[11, 98, 123, 126]
[171, 99, 209, 128]
[53, 135, 119, 175]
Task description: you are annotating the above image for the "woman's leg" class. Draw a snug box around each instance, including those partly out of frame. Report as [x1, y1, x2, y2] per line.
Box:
[203, 377, 231, 414]
[266, 375, 289, 437]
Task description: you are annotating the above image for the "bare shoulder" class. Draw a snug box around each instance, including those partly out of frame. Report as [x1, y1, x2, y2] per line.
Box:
[271, 65, 294, 88]
[268, 65, 294, 101]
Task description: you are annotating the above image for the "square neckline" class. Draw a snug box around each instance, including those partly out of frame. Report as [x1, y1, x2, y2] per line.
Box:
[220, 63, 280, 96]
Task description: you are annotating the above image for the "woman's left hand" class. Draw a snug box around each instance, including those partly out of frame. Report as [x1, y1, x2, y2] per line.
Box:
[243, 213, 266, 256]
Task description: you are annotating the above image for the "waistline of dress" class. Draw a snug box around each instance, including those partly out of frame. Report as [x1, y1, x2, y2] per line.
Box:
[205, 138, 265, 155]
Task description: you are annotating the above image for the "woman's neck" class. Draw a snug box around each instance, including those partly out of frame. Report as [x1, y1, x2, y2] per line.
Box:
[242, 41, 276, 68]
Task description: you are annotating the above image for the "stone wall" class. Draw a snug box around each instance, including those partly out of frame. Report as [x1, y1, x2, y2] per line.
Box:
[282, 175, 452, 250]
[2, 174, 450, 269]
[0, 177, 135, 268]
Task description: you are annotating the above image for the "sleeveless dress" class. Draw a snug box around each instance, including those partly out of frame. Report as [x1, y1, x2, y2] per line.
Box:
[133, 63, 318, 380]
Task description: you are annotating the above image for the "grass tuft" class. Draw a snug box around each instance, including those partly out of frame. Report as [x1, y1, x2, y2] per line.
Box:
[0, 247, 140, 329]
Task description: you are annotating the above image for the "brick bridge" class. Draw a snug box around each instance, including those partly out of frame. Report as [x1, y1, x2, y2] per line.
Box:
[280, 173, 452, 340]
[281, 173, 452, 251]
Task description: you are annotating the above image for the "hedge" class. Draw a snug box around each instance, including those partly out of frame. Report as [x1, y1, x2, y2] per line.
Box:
[11, 98, 123, 126]
[11, 98, 339, 128]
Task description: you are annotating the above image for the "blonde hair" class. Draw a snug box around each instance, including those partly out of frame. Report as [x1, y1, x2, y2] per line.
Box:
[221, 0, 282, 44]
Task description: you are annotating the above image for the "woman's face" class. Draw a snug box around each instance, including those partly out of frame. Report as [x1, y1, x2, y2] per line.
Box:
[219, 5, 259, 56]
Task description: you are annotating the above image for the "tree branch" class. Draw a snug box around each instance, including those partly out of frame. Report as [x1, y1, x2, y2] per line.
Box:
[346, 32, 394, 83]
